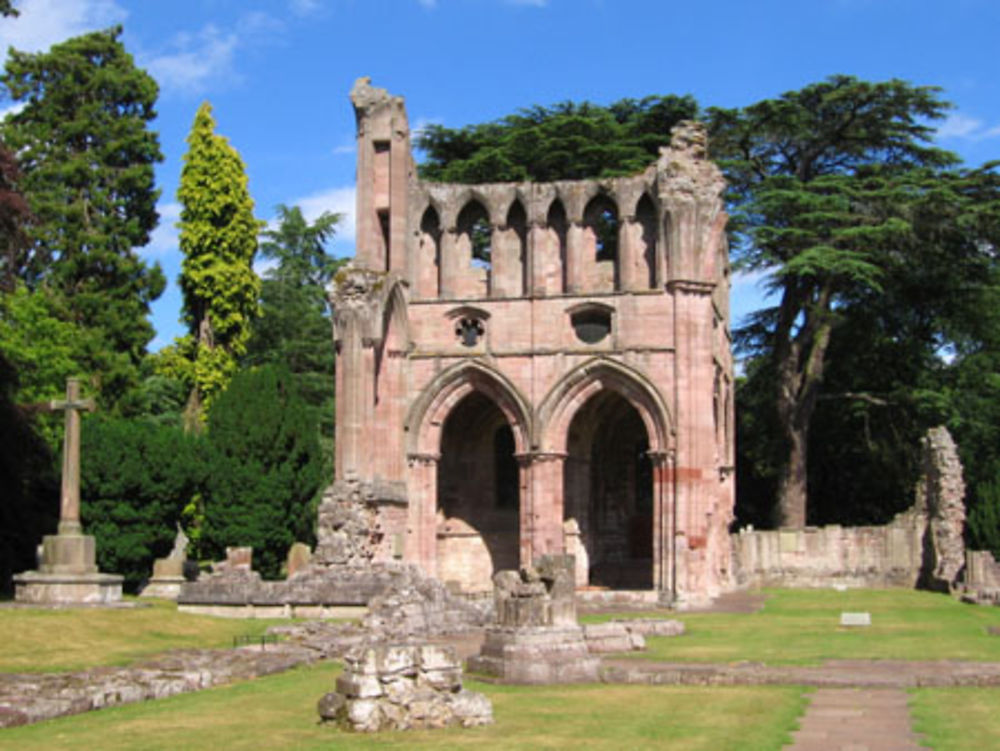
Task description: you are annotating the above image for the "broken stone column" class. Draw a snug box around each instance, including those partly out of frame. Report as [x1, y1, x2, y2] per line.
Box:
[916, 426, 967, 591]
[467, 555, 600, 684]
[317, 644, 493, 732]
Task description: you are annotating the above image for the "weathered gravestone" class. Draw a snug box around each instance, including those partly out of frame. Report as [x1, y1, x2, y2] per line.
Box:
[14, 378, 123, 604]
[467, 555, 600, 683]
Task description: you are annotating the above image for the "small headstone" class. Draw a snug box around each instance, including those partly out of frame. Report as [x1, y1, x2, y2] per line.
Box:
[832, 583, 848, 592]
[840, 612, 871, 627]
[285, 542, 312, 577]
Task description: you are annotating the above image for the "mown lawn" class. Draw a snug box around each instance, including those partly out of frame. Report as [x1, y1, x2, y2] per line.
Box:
[0, 599, 286, 672]
[910, 687, 1000, 751]
[586, 588, 1000, 665]
[0, 662, 808, 751]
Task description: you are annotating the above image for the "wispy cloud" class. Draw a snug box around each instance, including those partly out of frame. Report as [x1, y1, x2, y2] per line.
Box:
[141, 202, 181, 259]
[417, 0, 548, 8]
[143, 12, 283, 95]
[0, 0, 126, 54]
[289, 0, 323, 16]
[936, 113, 1000, 142]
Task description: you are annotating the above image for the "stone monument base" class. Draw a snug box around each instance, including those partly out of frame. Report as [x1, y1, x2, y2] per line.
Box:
[14, 571, 123, 604]
[467, 625, 600, 684]
[140, 556, 186, 600]
[14, 533, 123, 604]
[139, 577, 185, 600]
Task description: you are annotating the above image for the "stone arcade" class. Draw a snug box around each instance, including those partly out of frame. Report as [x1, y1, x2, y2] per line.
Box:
[329, 78, 735, 604]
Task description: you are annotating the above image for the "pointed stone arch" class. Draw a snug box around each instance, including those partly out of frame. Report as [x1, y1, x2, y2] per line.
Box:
[536, 357, 672, 455]
[406, 359, 532, 457]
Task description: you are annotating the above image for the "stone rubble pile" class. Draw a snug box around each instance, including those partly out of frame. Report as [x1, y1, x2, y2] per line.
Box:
[317, 644, 492, 732]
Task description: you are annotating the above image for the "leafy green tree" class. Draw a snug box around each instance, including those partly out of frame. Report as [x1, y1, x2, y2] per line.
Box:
[1, 26, 164, 403]
[0, 144, 33, 293]
[707, 76, 964, 527]
[201, 364, 322, 578]
[0, 283, 91, 448]
[81, 417, 203, 591]
[244, 204, 343, 466]
[177, 102, 260, 423]
[417, 95, 698, 183]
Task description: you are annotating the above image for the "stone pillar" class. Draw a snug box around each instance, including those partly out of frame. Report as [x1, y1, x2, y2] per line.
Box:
[649, 450, 672, 595]
[439, 229, 458, 298]
[617, 216, 635, 292]
[668, 279, 717, 598]
[565, 222, 585, 293]
[523, 453, 566, 566]
[55, 378, 91, 535]
[407, 453, 440, 578]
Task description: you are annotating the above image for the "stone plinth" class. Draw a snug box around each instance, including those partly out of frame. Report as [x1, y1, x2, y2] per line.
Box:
[318, 643, 493, 732]
[468, 556, 599, 684]
[14, 533, 122, 604]
[140, 558, 186, 600]
[468, 625, 599, 683]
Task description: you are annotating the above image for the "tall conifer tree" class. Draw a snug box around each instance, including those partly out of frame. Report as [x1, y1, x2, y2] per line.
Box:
[0, 26, 164, 402]
[177, 102, 260, 424]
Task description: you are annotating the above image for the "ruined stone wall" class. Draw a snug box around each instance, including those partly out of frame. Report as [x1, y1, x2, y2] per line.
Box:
[730, 517, 926, 589]
[730, 426, 971, 592]
[334, 78, 735, 604]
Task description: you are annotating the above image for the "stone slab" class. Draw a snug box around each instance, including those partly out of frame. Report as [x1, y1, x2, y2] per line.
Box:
[13, 571, 123, 605]
[840, 612, 872, 627]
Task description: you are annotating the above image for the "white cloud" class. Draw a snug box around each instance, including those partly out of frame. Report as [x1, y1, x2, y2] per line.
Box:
[0, 0, 126, 54]
[144, 25, 239, 94]
[936, 113, 1000, 142]
[0, 101, 25, 120]
[292, 186, 357, 248]
[289, 0, 322, 16]
[141, 202, 181, 259]
[143, 12, 283, 95]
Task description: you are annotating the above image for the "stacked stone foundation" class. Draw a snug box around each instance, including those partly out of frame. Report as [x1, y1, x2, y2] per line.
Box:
[318, 644, 493, 732]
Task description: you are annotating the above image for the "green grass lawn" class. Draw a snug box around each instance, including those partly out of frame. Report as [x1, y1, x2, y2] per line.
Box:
[0, 662, 808, 751]
[0, 599, 285, 672]
[590, 588, 1000, 665]
[910, 687, 1000, 751]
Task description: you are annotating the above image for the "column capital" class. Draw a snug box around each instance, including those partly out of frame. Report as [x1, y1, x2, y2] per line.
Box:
[516, 451, 568, 466]
[647, 448, 675, 466]
[407, 452, 440, 466]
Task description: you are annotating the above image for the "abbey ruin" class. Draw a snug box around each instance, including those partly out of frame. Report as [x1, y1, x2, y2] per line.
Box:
[329, 78, 735, 604]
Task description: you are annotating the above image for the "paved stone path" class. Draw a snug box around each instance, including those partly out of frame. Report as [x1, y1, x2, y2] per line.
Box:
[784, 688, 925, 751]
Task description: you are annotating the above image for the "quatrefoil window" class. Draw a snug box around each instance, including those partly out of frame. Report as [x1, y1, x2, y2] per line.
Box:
[456, 318, 485, 347]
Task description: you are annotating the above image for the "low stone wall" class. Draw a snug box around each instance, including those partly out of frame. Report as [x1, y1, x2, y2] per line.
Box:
[730, 516, 925, 589]
[317, 644, 493, 732]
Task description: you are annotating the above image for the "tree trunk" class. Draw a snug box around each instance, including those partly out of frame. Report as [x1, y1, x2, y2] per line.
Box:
[776, 421, 808, 527]
[772, 285, 835, 529]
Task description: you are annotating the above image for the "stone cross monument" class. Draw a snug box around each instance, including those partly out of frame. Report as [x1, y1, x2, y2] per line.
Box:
[14, 377, 123, 604]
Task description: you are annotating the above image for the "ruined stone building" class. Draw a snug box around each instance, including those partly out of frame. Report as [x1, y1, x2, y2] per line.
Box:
[330, 79, 734, 603]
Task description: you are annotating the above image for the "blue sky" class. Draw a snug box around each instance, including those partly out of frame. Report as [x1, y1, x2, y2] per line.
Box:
[1, 0, 998, 350]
